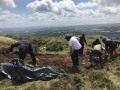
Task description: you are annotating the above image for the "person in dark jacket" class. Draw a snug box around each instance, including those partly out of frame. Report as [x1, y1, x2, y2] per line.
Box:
[79, 34, 87, 55]
[102, 38, 117, 59]
[9, 40, 37, 66]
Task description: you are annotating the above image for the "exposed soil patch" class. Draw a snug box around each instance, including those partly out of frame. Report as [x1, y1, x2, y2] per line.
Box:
[0, 51, 91, 75]
[0, 49, 108, 75]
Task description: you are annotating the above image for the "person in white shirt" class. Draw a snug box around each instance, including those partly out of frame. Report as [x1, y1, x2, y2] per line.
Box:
[65, 35, 82, 69]
[94, 44, 105, 51]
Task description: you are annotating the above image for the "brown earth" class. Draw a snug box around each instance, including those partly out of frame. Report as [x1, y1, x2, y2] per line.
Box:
[0, 51, 91, 75]
[0, 50, 107, 75]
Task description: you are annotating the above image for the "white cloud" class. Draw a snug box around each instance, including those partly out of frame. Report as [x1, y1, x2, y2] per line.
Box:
[92, 0, 120, 15]
[97, 6, 118, 15]
[26, 0, 53, 12]
[93, 0, 120, 6]
[26, 0, 101, 18]
[0, 9, 25, 22]
[26, 0, 77, 15]
[1, 0, 120, 28]
[0, 0, 16, 8]
[10, 0, 119, 27]
[57, 0, 76, 12]
[25, 0, 120, 23]
[77, 1, 98, 9]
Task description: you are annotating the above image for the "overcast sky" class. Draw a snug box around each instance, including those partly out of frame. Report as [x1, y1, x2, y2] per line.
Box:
[0, 0, 120, 28]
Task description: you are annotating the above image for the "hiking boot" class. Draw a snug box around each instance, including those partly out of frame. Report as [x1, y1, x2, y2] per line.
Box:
[33, 63, 37, 67]
[72, 66, 80, 73]
[28, 61, 37, 67]
[32, 61, 38, 67]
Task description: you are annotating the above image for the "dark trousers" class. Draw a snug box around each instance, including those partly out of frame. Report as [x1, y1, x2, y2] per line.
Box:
[80, 44, 84, 55]
[89, 50, 103, 68]
[80, 47, 84, 55]
[71, 49, 81, 66]
[109, 49, 114, 59]
[19, 44, 36, 64]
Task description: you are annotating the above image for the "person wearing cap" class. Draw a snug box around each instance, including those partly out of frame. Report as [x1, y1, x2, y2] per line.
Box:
[9, 40, 37, 66]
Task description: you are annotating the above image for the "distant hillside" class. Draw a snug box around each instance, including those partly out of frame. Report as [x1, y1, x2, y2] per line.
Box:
[0, 23, 120, 38]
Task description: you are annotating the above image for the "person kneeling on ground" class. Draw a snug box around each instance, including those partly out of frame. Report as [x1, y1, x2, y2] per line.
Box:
[9, 40, 37, 66]
[89, 39, 105, 69]
[92, 39, 101, 48]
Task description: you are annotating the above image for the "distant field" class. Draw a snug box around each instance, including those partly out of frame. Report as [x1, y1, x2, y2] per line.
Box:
[0, 23, 120, 38]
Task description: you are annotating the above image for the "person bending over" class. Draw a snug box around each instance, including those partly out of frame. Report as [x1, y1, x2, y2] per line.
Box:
[65, 35, 82, 70]
[89, 44, 105, 69]
[102, 38, 117, 59]
[9, 40, 37, 66]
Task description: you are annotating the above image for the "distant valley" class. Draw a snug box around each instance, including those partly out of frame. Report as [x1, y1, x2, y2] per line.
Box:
[0, 23, 120, 39]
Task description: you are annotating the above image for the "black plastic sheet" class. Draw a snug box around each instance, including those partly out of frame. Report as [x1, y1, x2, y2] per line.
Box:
[0, 59, 60, 81]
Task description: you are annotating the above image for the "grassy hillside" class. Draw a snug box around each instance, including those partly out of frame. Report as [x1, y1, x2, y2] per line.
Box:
[0, 58, 120, 90]
[0, 35, 120, 90]
[0, 35, 16, 49]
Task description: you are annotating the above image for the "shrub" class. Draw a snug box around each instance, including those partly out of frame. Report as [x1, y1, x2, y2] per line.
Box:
[46, 40, 64, 51]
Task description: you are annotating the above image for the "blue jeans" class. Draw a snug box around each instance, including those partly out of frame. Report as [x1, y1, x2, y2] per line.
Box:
[109, 49, 114, 59]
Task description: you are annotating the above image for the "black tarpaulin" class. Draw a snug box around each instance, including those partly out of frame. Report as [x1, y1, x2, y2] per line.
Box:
[0, 59, 60, 81]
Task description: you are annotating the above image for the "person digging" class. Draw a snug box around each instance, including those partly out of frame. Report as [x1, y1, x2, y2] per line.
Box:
[9, 40, 37, 66]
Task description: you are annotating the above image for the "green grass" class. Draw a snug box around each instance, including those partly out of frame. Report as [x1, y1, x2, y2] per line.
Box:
[0, 35, 120, 90]
[0, 78, 59, 90]
[50, 74, 84, 90]
[89, 70, 116, 90]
